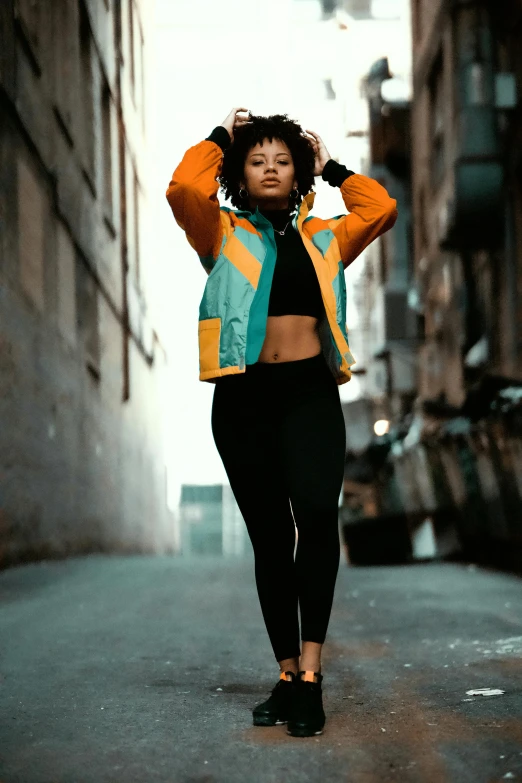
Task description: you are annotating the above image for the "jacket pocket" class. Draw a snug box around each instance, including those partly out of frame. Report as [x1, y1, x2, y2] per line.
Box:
[198, 317, 221, 373]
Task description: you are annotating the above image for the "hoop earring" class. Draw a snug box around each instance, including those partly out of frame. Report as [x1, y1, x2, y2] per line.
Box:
[239, 188, 248, 200]
[289, 188, 299, 200]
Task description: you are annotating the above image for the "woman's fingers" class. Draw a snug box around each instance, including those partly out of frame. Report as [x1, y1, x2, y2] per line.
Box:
[304, 130, 321, 154]
[306, 129, 326, 150]
[221, 107, 249, 126]
[234, 117, 253, 128]
[220, 107, 251, 140]
[233, 109, 251, 123]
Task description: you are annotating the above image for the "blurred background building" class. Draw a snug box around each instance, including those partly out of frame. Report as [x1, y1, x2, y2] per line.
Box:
[341, 0, 522, 569]
[179, 484, 247, 557]
[0, 0, 176, 565]
[411, 0, 522, 411]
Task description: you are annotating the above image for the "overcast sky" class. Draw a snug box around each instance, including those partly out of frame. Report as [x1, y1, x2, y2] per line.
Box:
[149, 0, 411, 509]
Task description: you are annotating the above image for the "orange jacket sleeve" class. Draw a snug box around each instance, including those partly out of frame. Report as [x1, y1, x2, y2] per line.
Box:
[327, 171, 398, 269]
[166, 139, 226, 268]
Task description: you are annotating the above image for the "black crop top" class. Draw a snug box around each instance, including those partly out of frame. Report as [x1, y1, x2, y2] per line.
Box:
[205, 126, 354, 321]
[260, 207, 325, 320]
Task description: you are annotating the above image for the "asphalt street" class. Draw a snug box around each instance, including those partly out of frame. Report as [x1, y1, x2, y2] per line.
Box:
[0, 553, 522, 782]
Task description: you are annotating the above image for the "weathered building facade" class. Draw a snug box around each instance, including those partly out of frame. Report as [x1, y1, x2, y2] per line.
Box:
[411, 0, 522, 411]
[0, 0, 176, 566]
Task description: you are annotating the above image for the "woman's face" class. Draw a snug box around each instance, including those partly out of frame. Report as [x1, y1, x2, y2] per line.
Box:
[240, 138, 297, 209]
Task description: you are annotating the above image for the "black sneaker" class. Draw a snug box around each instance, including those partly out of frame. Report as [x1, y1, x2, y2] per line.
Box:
[252, 671, 298, 726]
[286, 670, 325, 737]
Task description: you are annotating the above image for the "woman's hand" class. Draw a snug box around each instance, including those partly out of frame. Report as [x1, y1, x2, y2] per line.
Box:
[220, 107, 252, 142]
[305, 130, 331, 176]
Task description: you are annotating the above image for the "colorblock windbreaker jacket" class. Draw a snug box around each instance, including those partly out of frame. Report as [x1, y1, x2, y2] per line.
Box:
[166, 134, 398, 385]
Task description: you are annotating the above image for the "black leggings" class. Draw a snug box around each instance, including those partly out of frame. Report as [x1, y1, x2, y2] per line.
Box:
[211, 352, 346, 662]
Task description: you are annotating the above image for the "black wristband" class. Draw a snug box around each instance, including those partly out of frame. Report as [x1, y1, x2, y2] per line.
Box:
[321, 158, 355, 187]
[206, 126, 231, 152]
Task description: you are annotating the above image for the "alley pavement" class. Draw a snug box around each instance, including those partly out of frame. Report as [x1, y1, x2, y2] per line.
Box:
[0, 552, 522, 782]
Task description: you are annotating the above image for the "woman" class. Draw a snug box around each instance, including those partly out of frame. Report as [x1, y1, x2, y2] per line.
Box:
[166, 107, 397, 737]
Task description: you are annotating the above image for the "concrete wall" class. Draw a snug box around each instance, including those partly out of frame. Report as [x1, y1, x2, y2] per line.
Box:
[0, 0, 176, 567]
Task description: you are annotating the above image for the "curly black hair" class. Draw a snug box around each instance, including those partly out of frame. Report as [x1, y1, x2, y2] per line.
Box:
[218, 113, 316, 210]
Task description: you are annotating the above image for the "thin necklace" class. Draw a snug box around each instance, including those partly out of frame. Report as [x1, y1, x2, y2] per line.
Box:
[274, 221, 291, 236]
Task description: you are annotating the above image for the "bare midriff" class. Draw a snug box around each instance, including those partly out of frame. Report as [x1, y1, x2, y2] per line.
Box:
[257, 315, 322, 363]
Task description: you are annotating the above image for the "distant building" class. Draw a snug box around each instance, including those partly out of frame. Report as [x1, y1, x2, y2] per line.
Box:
[318, 0, 402, 21]
[179, 485, 247, 557]
[347, 53, 417, 432]
[0, 0, 175, 566]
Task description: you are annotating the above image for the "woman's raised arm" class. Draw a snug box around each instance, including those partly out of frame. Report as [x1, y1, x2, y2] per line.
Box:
[305, 129, 398, 269]
[323, 161, 398, 269]
[165, 108, 251, 271]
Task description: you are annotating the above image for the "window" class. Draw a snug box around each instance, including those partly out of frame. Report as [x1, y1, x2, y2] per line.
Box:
[407, 218, 414, 281]
[324, 78, 336, 100]
[411, 0, 421, 43]
[56, 221, 77, 346]
[428, 50, 445, 189]
[101, 79, 113, 216]
[133, 172, 140, 285]
[14, 0, 42, 75]
[129, 0, 135, 96]
[139, 27, 145, 132]
[79, 0, 95, 182]
[17, 156, 45, 312]
[76, 256, 100, 379]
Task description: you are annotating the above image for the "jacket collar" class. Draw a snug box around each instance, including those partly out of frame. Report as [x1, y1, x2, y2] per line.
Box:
[297, 192, 315, 224]
[235, 191, 316, 230]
